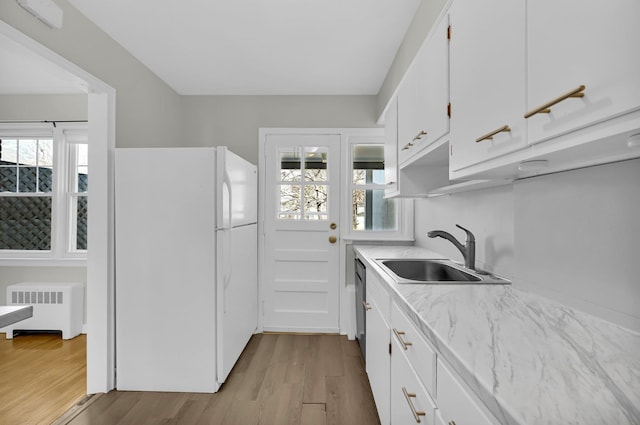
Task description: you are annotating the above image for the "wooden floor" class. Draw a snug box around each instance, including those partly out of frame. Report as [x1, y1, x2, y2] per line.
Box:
[67, 334, 380, 425]
[0, 333, 87, 425]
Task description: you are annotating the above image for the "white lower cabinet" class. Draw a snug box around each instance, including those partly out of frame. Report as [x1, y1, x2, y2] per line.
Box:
[436, 359, 498, 425]
[391, 335, 438, 425]
[366, 271, 391, 425]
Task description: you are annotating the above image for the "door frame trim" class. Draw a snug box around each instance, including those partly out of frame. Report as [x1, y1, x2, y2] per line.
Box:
[258, 128, 385, 336]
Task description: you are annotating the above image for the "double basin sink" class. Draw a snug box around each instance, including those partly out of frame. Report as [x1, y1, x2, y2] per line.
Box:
[374, 258, 510, 285]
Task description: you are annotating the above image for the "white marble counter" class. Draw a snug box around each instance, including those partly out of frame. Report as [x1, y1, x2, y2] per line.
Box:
[354, 245, 640, 425]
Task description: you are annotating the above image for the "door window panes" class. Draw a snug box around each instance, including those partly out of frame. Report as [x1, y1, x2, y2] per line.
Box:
[278, 146, 329, 221]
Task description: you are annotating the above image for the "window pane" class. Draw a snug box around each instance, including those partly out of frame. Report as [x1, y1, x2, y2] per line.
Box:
[0, 167, 17, 192]
[304, 185, 328, 219]
[18, 139, 38, 165]
[0, 139, 18, 163]
[304, 148, 328, 181]
[78, 167, 88, 192]
[77, 144, 88, 166]
[280, 148, 301, 182]
[279, 184, 301, 216]
[38, 139, 54, 167]
[0, 196, 52, 250]
[352, 145, 384, 184]
[76, 196, 88, 250]
[39, 166, 53, 192]
[352, 189, 397, 231]
[304, 168, 327, 182]
[18, 167, 38, 192]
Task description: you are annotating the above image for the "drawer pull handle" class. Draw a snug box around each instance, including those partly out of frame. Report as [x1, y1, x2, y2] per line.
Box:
[524, 84, 586, 118]
[402, 387, 426, 423]
[402, 142, 414, 151]
[476, 125, 511, 143]
[413, 130, 428, 141]
[362, 301, 372, 311]
[386, 181, 396, 185]
[449, 422, 457, 425]
[393, 328, 413, 350]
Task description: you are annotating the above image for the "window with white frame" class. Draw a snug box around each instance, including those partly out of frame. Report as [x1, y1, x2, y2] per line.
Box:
[0, 123, 88, 260]
[341, 136, 414, 242]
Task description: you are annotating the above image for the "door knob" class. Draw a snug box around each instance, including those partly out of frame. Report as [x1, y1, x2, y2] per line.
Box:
[329, 236, 337, 244]
[330, 222, 337, 230]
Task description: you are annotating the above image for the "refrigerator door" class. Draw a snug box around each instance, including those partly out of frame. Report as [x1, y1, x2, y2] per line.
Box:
[115, 147, 219, 392]
[216, 223, 258, 384]
[216, 147, 258, 229]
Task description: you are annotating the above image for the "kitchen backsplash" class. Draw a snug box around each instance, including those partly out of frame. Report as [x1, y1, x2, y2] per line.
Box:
[415, 158, 640, 332]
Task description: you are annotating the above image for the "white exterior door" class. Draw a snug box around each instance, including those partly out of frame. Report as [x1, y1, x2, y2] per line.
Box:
[262, 133, 341, 332]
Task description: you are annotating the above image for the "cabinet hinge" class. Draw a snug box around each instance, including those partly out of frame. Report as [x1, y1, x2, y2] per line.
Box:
[389, 342, 392, 355]
[447, 25, 451, 40]
[447, 102, 452, 118]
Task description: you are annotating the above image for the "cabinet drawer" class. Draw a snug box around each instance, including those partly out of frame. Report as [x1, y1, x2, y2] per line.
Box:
[437, 359, 497, 425]
[392, 336, 438, 425]
[366, 270, 390, 323]
[391, 302, 437, 396]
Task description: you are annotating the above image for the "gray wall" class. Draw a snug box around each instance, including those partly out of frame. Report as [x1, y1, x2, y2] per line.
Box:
[0, 0, 184, 148]
[0, 94, 87, 121]
[414, 159, 640, 332]
[181, 95, 379, 164]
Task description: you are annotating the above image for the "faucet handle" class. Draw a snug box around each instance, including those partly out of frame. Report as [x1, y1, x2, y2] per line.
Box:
[455, 224, 475, 242]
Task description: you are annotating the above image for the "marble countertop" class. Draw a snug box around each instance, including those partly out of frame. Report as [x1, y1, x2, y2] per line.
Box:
[354, 245, 640, 425]
[0, 305, 33, 329]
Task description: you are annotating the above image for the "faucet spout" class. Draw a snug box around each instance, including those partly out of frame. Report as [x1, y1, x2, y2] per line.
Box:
[427, 224, 476, 270]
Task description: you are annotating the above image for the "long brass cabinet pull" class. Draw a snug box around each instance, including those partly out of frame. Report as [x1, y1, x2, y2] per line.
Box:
[413, 130, 428, 141]
[476, 125, 511, 143]
[402, 142, 414, 151]
[402, 387, 426, 423]
[524, 85, 586, 118]
[449, 422, 457, 425]
[393, 328, 413, 350]
[362, 301, 372, 311]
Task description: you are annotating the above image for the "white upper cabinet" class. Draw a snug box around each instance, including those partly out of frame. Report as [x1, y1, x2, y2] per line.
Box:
[398, 13, 450, 168]
[449, 0, 527, 173]
[525, 0, 640, 145]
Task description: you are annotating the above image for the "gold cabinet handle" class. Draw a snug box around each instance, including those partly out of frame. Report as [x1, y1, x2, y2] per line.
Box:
[362, 301, 372, 311]
[402, 142, 414, 151]
[524, 85, 586, 118]
[449, 421, 457, 425]
[476, 125, 511, 143]
[402, 387, 426, 423]
[328, 236, 337, 244]
[393, 328, 413, 350]
[412, 130, 428, 141]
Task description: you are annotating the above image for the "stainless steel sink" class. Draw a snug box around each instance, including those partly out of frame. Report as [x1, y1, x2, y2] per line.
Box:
[374, 259, 510, 285]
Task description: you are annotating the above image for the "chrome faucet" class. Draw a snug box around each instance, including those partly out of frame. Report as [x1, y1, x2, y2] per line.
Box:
[427, 224, 476, 270]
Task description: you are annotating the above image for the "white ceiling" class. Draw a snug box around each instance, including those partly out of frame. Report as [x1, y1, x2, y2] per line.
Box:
[67, 0, 421, 95]
[0, 31, 87, 95]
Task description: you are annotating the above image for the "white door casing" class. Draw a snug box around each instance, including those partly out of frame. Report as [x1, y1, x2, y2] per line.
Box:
[261, 133, 341, 333]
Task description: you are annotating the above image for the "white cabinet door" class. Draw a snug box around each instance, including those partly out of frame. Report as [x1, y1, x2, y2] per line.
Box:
[526, 0, 640, 145]
[437, 359, 497, 425]
[449, 0, 527, 173]
[391, 336, 438, 425]
[384, 96, 400, 198]
[398, 14, 450, 167]
[365, 274, 391, 425]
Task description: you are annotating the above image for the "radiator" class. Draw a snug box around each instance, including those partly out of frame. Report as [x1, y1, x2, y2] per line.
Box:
[3, 282, 84, 340]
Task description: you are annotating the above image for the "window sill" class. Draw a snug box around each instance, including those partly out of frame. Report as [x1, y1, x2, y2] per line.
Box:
[0, 258, 87, 267]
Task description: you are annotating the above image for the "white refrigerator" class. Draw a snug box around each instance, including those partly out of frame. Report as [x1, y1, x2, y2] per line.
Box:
[115, 147, 257, 392]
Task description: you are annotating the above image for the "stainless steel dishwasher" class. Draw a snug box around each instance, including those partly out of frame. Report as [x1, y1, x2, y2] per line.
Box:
[355, 257, 366, 361]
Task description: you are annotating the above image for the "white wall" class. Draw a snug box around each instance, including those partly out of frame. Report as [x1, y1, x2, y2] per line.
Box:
[414, 184, 516, 278]
[514, 159, 640, 331]
[414, 159, 640, 332]
[0, 94, 87, 120]
[181, 95, 379, 165]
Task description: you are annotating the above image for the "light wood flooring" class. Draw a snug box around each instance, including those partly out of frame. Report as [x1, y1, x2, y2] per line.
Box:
[0, 333, 87, 425]
[66, 334, 380, 425]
